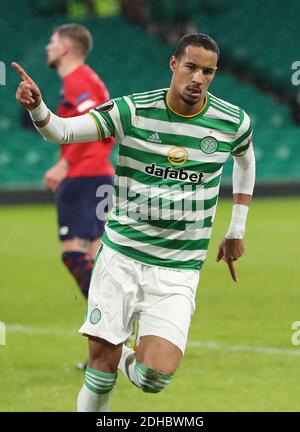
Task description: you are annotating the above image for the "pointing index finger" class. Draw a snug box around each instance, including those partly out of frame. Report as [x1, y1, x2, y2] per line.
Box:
[11, 62, 32, 82]
[227, 259, 239, 283]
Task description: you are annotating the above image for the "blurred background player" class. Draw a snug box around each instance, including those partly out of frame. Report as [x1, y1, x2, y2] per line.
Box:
[44, 24, 115, 317]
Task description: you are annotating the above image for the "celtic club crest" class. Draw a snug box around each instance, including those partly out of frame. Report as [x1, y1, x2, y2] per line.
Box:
[200, 136, 219, 154]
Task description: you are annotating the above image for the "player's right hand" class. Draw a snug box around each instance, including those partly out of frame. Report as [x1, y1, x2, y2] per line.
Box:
[12, 62, 42, 110]
[44, 159, 69, 193]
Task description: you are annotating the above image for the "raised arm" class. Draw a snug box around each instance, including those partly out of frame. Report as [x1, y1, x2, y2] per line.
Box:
[12, 62, 99, 144]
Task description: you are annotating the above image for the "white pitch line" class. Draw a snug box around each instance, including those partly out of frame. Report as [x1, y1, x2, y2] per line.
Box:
[6, 325, 300, 357]
[7, 325, 77, 336]
[188, 341, 300, 357]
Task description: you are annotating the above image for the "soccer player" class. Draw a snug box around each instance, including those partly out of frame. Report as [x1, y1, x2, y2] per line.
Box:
[13, 32, 255, 412]
[43, 24, 115, 301]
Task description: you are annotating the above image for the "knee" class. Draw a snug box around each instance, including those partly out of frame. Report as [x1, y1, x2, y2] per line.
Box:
[135, 362, 173, 393]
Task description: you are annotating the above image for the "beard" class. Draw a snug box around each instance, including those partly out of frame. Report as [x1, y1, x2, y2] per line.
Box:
[47, 57, 58, 69]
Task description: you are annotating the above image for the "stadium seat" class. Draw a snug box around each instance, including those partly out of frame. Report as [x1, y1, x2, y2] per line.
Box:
[0, 7, 299, 187]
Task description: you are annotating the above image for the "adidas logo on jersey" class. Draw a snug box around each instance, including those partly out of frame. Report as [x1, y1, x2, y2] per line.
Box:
[147, 133, 162, 143]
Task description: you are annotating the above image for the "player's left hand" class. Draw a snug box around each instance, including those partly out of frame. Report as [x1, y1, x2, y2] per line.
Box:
[216, 238, 245, 282]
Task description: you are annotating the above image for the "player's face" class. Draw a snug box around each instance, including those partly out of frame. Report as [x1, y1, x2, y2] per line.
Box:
[46, 32, 66, 68]
[170, 45, 218, 106]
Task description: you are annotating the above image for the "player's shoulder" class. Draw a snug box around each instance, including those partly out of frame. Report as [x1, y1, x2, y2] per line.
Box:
[74, 64, 105, 87]
[65, 65, 96, 90]
[128, 88, 168, 109]
[77, 64, 98, 78]
[208, 91, 250, 127]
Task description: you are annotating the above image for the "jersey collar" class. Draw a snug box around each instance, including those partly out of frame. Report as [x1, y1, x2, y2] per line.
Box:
[166, 90, 209, 118]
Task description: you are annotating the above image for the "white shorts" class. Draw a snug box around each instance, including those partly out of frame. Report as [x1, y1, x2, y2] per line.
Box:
[79, 244, 200, 353]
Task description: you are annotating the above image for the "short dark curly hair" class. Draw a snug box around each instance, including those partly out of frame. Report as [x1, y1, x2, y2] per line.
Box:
[174, 33, 220, 60]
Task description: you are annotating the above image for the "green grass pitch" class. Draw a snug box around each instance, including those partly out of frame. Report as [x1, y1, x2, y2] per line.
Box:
[0, 198, 300, 411]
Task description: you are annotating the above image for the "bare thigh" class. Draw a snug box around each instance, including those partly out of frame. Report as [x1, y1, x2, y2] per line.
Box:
[61, 237, 89, 253]
[61, 237, 102, 260]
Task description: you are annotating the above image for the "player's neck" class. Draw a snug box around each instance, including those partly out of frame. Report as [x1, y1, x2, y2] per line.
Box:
[56, 58, 85, 79]
[167, 88, 207, 117]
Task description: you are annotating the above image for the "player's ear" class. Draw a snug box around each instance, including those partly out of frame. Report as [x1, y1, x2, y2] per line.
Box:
[170, 56, 178, 73]
[61, 38, 71, 56]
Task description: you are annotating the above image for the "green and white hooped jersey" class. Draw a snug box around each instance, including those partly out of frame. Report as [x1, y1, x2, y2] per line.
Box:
[89, 88, 252, 271]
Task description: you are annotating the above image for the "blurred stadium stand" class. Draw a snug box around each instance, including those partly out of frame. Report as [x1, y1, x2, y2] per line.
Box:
[0, 0, 299, 202]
